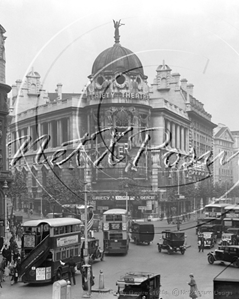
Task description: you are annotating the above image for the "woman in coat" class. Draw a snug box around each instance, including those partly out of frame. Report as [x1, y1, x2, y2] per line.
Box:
[188, 274, 201, 299]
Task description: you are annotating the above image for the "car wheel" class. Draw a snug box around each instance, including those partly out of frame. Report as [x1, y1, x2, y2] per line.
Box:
[208, 255, 215, 265]
[234, 260, 239, 268]
[55, 268, 62, 281]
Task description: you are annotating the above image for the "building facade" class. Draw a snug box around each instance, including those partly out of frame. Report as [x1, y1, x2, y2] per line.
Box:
[231, 131, 239, 184]
[8, 23, 216, 219]
[213, 124, 235, 185]
[0, 24, 12, 238]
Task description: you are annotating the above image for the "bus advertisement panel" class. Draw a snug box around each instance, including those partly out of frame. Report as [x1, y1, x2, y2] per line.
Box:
[103, 209, 129, 255]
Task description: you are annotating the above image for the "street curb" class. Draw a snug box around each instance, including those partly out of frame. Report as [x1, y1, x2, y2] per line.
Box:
[91, 288, 111, 293]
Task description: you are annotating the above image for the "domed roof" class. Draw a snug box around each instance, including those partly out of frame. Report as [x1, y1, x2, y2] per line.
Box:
[26, 67, 40, 78]
[91, 43, 145, 78]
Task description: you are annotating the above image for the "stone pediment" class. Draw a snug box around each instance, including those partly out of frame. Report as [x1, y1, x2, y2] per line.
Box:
[216, 127, 234, 143]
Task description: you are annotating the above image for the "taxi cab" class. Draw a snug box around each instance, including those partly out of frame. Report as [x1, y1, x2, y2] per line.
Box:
[115, 272, 161, 299]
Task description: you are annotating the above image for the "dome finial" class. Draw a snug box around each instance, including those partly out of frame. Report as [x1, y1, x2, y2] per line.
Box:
[113, 19, 125, 44]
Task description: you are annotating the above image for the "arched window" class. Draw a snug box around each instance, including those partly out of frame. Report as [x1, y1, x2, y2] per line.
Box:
[30, 83, 36, 94]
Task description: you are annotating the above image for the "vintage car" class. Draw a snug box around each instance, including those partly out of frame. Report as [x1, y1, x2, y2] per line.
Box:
[227, 227, 239, 243]
[130, 222, 154, 245]
[78, 237, 104, 272]
[199, 232, 217, 248]
[196, 218, 223, 238]
[157, 230, 186, 255]
[218, 232, 237, 246]
[115, 272, 161, 299]
[207, 245, 239, 267]
[198, 224, 222, 239]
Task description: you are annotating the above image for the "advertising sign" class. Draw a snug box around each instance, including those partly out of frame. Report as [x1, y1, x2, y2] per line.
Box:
[56, 235, 78, 247]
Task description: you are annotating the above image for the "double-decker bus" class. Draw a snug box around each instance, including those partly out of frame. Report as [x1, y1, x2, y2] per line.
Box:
[103, 209, 129, 255]
[204, 203, 229, 218]
[18, 218, 82, 283]
[222, 205, 239, 233]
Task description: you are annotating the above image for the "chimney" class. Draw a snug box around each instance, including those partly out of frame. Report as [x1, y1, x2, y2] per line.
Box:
[187, 83, 194, 96]
[11, 84, 17, 97]
[57, 83, 62, 100]
[16, 79, 22, 92]
[180, 78, 187, 91]
[171, 73, 180, 91]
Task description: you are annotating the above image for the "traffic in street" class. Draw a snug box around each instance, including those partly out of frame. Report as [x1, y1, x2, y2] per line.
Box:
[0, 216, 233, 299]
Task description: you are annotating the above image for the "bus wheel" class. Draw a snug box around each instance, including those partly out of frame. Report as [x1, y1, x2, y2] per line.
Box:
[56, 268, 62, 280]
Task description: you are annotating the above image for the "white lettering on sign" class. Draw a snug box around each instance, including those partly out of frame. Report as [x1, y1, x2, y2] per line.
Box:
[92, 196, 111, 200]
[115, 196, 135, 200]
[140, 196, 155, 200]
[36, 268, 46, 281]
[57, 235, 78, 247]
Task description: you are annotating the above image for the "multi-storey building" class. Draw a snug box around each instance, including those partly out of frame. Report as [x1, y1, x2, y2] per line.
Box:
[0, 24, 12, 238]
[213, 124, 235, 185]
[8, 23, 216, 219]
[231, 131, 239, 184]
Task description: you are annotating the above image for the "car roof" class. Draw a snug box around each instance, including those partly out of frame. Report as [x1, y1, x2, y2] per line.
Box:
[116, 272, 160, 286]
[132, 222, 154, 226]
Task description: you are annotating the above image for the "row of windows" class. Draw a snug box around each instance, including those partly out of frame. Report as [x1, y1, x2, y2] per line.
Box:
[54, 245, 80, 261]
[24, 224, 81, 235]
[11, 118, 69, 153]
[218, 140, 233, 147]
[53, 224, 82, 236]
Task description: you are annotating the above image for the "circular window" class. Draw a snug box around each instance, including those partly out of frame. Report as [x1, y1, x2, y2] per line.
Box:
[116, 74, 125, 85]
[97, 76, 104, 86]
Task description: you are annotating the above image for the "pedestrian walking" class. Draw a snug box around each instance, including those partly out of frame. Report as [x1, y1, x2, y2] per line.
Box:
[60, 256, 76, 285]
[188, 274, 201, 299]
[1, 244, 11, 266]
[198, 238, 202, 252]
[201, 237, 205, 253]
[0, 258, 6, 287]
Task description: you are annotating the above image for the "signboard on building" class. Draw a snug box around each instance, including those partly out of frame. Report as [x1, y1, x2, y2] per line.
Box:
[115, 196, 135, 200]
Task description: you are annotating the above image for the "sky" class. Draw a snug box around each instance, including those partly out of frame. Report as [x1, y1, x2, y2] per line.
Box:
[1, 0, 239, 130]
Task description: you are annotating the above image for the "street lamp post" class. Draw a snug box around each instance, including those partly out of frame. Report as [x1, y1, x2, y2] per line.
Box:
[83, 169, 91, 298]
[2, 180, 9, 243]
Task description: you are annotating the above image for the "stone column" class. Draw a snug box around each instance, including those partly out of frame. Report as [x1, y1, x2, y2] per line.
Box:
[177, 125, 180, 149]
[48, 122, 52, 148]
[57, 120, 62, 146]
[172, 123, 175, 148]
[152, 115, 164, 147]
[166, 120, 171, 147]
[184, 128, 187, 152]
[181, 127, 185, 151]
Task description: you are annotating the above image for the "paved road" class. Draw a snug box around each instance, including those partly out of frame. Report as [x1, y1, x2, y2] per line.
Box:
[0, 217, 234, 299]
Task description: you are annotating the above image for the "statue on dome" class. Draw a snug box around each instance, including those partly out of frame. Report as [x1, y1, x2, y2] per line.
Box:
[113, 19, 125, 43]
